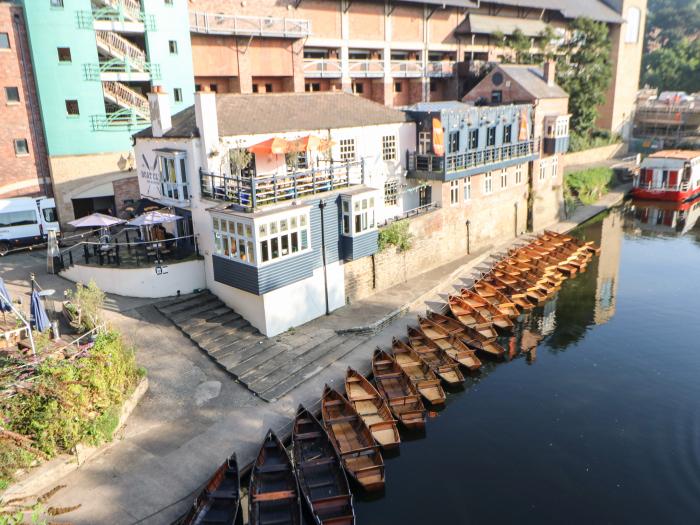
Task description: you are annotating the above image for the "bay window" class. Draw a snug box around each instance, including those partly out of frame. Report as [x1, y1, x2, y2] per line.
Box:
[341, 190, 379, 237]
[157, 149, 189, 201]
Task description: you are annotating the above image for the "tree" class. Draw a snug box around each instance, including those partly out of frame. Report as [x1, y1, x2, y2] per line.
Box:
[556, 17, 612, 138]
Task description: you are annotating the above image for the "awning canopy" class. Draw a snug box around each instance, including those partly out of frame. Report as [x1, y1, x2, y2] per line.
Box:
[127, 211, 183, 226]
[247, 135, 333, 155]
[68, 212, 126, 228]
[456, 14, 549, 37]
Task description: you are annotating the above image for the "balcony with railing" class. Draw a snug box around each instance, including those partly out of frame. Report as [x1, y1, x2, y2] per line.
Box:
[200, 161, 364, 210]
[84, 60, 160, 81]
[76, 8, 155, 31]
[303, 58, 342, 78]
[348, 59, 384, 78]
[90, 108, 150, 131]
[190, 11, 311, 37]
[426, 61, 455, 77]
[390, 60, 423, 78]
[407, 140, 539, 181]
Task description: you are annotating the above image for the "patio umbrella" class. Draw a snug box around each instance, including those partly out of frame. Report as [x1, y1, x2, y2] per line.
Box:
[30, 290, 50, 333]
[68, 213, 126, 228]
[127, 211, 183, 226]
[0, 277, 11, 313]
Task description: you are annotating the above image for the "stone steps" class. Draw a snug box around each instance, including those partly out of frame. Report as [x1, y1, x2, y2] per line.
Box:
[156, 292, 369, 401]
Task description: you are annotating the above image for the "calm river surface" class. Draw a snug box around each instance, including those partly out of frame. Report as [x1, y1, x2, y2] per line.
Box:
[354, 200, 700, 524]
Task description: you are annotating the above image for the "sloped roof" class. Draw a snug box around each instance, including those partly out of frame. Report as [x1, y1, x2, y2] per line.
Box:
[456, 13, 549, 37]
[134, 92, 409, 139]
[478, 0, 624, 24]
[498, 64, 568, 99]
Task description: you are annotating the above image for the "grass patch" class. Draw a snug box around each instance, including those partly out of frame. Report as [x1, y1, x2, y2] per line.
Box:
[378, 220, 413, 252]
[565, 167, 615, 205]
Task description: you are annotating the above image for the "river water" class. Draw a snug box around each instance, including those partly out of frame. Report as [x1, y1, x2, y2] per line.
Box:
[354, 200, 700, 524]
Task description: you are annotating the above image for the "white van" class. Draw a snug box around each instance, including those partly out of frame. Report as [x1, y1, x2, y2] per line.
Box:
[0, 197, 60, 255]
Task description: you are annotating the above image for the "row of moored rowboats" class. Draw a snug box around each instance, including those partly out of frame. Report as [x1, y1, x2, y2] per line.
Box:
[181, 230, 600, 525]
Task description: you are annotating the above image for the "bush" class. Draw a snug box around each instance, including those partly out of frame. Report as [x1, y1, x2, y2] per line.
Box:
[565, 167, 614, 205]
[64, 280, 105, 333]
[0, 330, 142, 485]
[378, 220, 413, 252]
[568, 129, 621, 153]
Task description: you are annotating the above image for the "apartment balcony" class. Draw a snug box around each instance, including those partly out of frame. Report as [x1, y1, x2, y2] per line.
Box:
[84, 61, 160, 82]
[76, 8, 155, 32]
[90, 108, 150, 132]
[303, 58, 342, 78]
[190, 11, 311, 38]
[426, 61, 455, 78]
[348, 59, 384, 78]
[390, 60, 423, 78]
[199, 161, 364, 210]
[407, 140, 539, 181]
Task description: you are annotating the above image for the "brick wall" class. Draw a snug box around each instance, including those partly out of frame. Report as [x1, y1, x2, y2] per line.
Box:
[112, 176, 140, 218]
[0, 4, 50, 198]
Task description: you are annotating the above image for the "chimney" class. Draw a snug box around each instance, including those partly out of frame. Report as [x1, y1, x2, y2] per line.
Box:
[543, 60, 556, 87]
[195, 85, 219, 170]
[148, 85, 171, 138]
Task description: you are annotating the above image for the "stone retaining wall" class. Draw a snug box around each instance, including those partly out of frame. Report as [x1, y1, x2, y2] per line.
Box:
[562, 143, 628, 167]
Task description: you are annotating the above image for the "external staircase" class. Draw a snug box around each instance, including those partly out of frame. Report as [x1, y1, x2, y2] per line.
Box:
[103, 81, 149, 116]
[93, 0, 142, 22]
[156, 292, 369, 402]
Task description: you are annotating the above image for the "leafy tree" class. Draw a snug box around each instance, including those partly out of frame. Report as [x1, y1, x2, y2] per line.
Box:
[556, 17, 612, 138]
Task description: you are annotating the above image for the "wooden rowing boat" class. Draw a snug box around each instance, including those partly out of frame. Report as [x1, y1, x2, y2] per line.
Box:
[447, 295, 499, 339]
[486, 271, 547, 304]
[472, 281, 523, 316]
[344, 368, 400, 450]
[372, 349, 426, 429]
[426, 311, 468, 334]
[406, 326, 465, 385]
[321, 386, 385, 492]
[459, 289, 514, 330]
[249, 430, 302, 525]
[416, 317, 481, 371]
[292, 405, 355, 525]
[181, 454, 241, 525]
[453, 321, 506, 359]
[390, 338, 446, 404]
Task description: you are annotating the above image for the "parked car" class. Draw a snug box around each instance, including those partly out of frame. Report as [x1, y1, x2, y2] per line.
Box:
[0, 197, 60, 255]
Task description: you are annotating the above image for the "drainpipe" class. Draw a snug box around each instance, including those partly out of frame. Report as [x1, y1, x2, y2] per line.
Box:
[318, 200, 330, 315]
[465, 219, 471, 254]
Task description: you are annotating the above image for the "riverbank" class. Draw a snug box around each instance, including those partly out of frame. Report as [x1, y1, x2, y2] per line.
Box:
[0, 186, 630, 524]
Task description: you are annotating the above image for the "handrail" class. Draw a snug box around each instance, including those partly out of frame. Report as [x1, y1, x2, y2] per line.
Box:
[390, 60, 423, 77]
[426, 60, 455, 77]
[379, 202, 440, 227]
[95, 31, 146, 68]
[95, 0, 142, 21]
[103, 81, 149, 116]
[348, 59, 384, 77]
[189, 11, 311, 37]
[302, 58, 342, 77]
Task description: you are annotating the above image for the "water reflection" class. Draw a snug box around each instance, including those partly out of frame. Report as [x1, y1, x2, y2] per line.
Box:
[626, 196, 700, 237]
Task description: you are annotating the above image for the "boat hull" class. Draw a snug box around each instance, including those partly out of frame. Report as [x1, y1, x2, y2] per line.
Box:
[631, 186, 700, 202]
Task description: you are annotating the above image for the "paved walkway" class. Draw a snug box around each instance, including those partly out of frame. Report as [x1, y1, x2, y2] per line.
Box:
[0, 187, 629, 524]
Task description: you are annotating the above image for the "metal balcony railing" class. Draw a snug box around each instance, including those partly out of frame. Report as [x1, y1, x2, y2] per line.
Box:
[95, 30, 147, 68]
[94, 0, 142, 22]
[634, 180, 691, 192]
[189, 11, 311, 37]
[303, 58, 342, 78]
[408, 140, 538, 176]
[426, 61, 455, 77]
[90, 109, 150, 131]
[76, 8, 155, 30]
[83, 60, 160, 81]
[390, 60, 423, 77]
[103, 81, 150, 116]
[200, 161, 364, 209]
[348, 59, 384, 78]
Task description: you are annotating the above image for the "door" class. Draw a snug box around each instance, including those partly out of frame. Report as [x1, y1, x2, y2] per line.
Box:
[419, 185, 432, 207]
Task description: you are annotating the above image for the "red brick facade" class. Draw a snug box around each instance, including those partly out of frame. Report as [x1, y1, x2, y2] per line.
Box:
[0, 3, 50, 199]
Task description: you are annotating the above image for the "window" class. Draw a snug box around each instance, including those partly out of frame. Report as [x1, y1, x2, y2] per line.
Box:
[502, 124, 512, 144]
[42, 207, 57, 223]
[159, 152, 189, 201]
[382, 135, 397, 161]
[249, 212, 309, 264]
[539, 159, 547, 180]
[265, 83, 273, 93]
[252, 84, 259, 93]
[500, 169, 507, 189]
[210, 84, 218, 93]
[491, 90, 502, 103]
[450, 180, 459, 205]
[515, 164, 523, 185]
[464, 177, 471, 202]
[0, 210, 37, 227]
[305, 82, 321, 92]
[50, 0, 64, 7]
[342, 195, 376, 236]
[448, 131, 459, 154]
[551, 156, 558, 178]
[168, 40, 178, 54]
[418, 131, 431, 154]
[384, 179, 398, 206]
[486, 126, 496, 147]
[394, 81, 402, 93]
[625, 7, 641, 43]
[0, 33, 9, 49]
[195, 84, 201, 91]
[353, 82, 364, 94]
[484, 172, 492, 195]
[65, 99, 79, 116]
[57, 47, 71, 62]
[4, 87, 19, 103]
[14, 139, 28, 156]
[468, 129, 478, 149]
[339, 138, 356, 163]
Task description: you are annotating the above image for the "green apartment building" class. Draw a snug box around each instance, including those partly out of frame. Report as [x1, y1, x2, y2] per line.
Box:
[21, 0, 194, 223]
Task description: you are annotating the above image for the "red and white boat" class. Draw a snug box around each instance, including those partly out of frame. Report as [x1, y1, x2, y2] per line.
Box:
[632, 150, 700, 202]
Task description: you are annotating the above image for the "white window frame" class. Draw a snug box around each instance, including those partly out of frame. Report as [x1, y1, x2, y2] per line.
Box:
[382, 135, 397, 161]
[464, 176, 471, 202]
[500, 169, 507, 189]
[450, 180, 459, 205]
[418, 131, 431, 154]
[515, 164, 523, 185]
[384, 179, 398, 206]
[257, 211, 311, 265]
[551, 156, 559, 178]
[539, 160, 547, 181]
[339, 138, 356, 163]
[212, 216, 256, 266]
[342, 193, 377, 237]
[157, 150, 189, 202]
[484, 172, 493, 195]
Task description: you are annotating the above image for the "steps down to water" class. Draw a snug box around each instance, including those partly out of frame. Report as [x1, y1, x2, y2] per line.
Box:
[155, 292, 368, 401]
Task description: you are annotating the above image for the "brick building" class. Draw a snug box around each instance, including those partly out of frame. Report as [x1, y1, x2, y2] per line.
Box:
[0, 1, 50, 198]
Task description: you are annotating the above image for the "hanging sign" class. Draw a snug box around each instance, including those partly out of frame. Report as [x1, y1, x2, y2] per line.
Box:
[432, 118, 445, 156]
